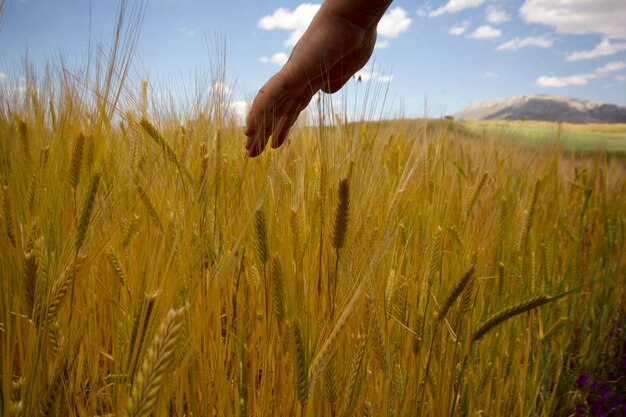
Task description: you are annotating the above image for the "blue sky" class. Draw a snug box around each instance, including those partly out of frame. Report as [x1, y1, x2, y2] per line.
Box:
[1, 0, 625, 119]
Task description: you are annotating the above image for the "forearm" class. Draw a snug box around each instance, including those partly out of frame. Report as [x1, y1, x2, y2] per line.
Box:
[321, 0, 393, 31]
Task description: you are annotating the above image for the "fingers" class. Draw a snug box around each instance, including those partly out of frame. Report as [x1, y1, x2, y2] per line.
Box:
[246, 74, 317, 156]
[246, 96, 296, 157]
[246, 117, 274, 157]
[245, 85, 272, 138]
[271, 99, 303, 149]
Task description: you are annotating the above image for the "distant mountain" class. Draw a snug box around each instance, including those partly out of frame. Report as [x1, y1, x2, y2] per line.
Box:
[453, 95, 626, 124]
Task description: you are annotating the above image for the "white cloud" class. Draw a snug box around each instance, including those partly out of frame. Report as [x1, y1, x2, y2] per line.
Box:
[595, 61, 626, 75]
[375, 40, 390, 49]
[178, 24, 195, 37]
[536, 75, 588, 88]
[497, 35, 553, 51]
[0, 72, 5, 83]
[230, 101, 249, 121]
[449, 20, 469, 36]
[566, 39, 626, 61]
[258, 3, 321, 47]
[468, 25, 501, 40]
[486, 5, 510, 24]
[521, 0, 626, 40]
[417, 6, 430, 17]
[536, 60, 626, 87]
[259, 4, 411, 49]
[354, 66, 393, 83]
[482, 71, 499, 79]
[285, 29, 307, 48]
[210, 82, 232, 96]
[616, 75, 626, 82]
[429, 0, 484, 17]
[378, 7, 412, 39]
[259, 52, 289, 66]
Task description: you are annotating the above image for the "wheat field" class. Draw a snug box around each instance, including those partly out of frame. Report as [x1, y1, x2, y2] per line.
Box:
[1, 64, 625, 417]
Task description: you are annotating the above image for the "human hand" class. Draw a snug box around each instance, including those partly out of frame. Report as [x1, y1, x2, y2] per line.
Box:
[244, 7, 376, 157]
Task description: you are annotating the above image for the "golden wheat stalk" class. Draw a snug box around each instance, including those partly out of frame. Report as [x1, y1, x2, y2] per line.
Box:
[3, 185, 16, 248]
[128, 291, 159, 377]
[525, 179, 541, 238]
[517, 178, 542, 252]
[44, 290, 67, 332]
[437, 258, 476, 321]
[271, 256, 286, 322]
[75, 173, 100, 251]
[123, 214, 140, 248]
[343, 332, 369, 413]
[107, 248, 127, 287]
[125, 306, 186, 417]
[135, 184, 162, 231]
[371, 313, 387, 374]
[331, 178, 350, 250]
[467, 172, 488, 216]
[472, 295, 556, 343]
[461, 269, 475, 314]
[38, 361, 64, 416]
[16, 117, 29, 160]
[39, 145, 50, 168]
[45, 257, 81, 324]
[308, 289, 360, 391]
[363, 400, 373, 417]
[48, 97, 56, 126]
[26, 171, 37, 213]
[254, 209, 269, 265]
[69, 133, 85, 190]
[139, 118, 180, 167]
[22, 248, 39, 318]
[322, 352, 338, 405]
[540, 317, 568, 343]
[427, 226, 443, 286]
[293, 322, 309, 405]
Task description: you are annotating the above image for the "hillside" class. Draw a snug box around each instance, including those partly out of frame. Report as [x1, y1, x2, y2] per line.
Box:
[454, 95, 626, 124]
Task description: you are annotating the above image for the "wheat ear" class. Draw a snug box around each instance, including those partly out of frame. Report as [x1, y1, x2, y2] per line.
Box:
[331, 178, 350, 250]
[472, 295, 555, 343]
[45, 257, 82, 323]
[75, 173, 100, 251]
[107, 248, 127, 287]
[123, 214, 140, 248]
[467, 172, 488, 216]
[22, 247, 38, 318]
[128, 291, 159, 378]
[343, 332, 369, 413]
[16, 117, 29, 160]
[322, 352, 339, 406]
[437, 257, 476, 321]
[271, 256, 286, 322]
[292, 322, 309, 405]
[254, 209, 269, 265]
[427, 226, 443, 286]
[3, 185, 16, 248]
[69, 133, 85, 190]
[136, 184, 162, 231]
[308, 284, 362, 390]
[139, 118, 180, 168]
[125, 306, 186, 417]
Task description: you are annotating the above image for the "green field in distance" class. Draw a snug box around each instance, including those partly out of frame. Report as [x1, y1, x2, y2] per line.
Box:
[462, 120, 626, 152]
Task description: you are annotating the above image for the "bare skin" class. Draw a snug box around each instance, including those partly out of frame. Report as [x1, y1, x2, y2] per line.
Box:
[244, 0, 392, 157]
